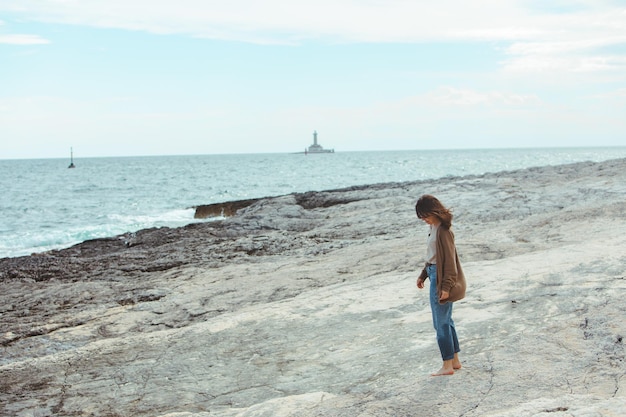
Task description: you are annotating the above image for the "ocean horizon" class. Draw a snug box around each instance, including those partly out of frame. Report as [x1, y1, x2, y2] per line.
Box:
[2, 146, 626, 258]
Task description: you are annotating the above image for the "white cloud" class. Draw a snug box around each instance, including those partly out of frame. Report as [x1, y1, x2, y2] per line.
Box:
[427, 87, 542, 107]
[503, 51, 626, 73]
[507, 36, 626, 56]
[275, 86, 545, 139]
[0, 0, 598, 43]
[2, 0, 625, 75]
[0, 34, 50, 44]
[593, 87, 626, 100]
[499, 8, 626, 73]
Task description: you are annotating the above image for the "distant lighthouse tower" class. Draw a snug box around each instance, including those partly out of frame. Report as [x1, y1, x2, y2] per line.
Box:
[304, 130, 334, 154]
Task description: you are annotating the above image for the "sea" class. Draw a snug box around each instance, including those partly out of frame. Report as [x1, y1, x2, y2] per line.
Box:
[2, 147, 626, 259]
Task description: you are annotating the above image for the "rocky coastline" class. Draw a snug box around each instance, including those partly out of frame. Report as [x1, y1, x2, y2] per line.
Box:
[1, 158, 625, 416]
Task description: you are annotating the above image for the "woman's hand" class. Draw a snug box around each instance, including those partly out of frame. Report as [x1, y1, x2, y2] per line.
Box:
[439, 290, 449, 301]
[417, 278, 425, 289]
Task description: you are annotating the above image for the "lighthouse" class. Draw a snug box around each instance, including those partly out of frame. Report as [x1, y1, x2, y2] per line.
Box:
[304, 131, 334, 154]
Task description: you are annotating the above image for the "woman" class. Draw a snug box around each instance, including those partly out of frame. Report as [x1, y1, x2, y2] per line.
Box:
[415, 195, 466, 376]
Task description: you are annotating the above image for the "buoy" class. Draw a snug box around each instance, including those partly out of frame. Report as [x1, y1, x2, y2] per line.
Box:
[68, 147, 76, 168]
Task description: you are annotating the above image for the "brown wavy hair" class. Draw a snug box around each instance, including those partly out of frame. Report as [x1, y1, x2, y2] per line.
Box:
[415, 195, 453, 229]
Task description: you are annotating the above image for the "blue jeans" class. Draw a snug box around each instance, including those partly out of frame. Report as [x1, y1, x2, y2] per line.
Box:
[427, 264, 460, 361]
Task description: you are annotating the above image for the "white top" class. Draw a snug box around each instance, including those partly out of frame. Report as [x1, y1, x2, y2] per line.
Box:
[426, 224, 439, 264]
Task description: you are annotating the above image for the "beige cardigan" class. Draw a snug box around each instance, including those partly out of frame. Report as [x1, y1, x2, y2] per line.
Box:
[418, 227, 466, 304]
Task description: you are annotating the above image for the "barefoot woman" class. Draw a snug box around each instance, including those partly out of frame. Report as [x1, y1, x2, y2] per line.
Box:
[415, 195, 467, 376]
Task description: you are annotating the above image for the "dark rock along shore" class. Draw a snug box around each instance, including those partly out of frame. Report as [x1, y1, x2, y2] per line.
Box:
[1, 159, 625, 416]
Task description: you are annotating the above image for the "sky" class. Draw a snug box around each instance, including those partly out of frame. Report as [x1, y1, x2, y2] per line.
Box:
[1, 1, 626, 159]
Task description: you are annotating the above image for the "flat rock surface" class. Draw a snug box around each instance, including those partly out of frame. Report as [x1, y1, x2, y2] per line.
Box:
[1, 158, 625, 416]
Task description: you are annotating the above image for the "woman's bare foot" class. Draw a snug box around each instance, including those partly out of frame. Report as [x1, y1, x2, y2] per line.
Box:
[431, 359, 455, 376]
[453, 353, 462, 370]
[431, 366, 454, 376]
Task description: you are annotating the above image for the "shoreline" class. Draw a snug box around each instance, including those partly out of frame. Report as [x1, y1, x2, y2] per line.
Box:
[0, 155, 586, 267]
[1, 157, 625, 416]
[4, 147, 626, 260]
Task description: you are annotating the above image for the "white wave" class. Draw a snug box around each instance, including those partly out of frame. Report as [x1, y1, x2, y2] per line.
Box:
[0, 208, 216, 258]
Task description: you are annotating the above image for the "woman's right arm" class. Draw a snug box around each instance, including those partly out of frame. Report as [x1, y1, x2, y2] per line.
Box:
[417, 264, 428, 288]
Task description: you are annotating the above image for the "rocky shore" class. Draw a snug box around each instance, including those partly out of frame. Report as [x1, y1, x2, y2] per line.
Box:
[1, 158, 625, 416]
